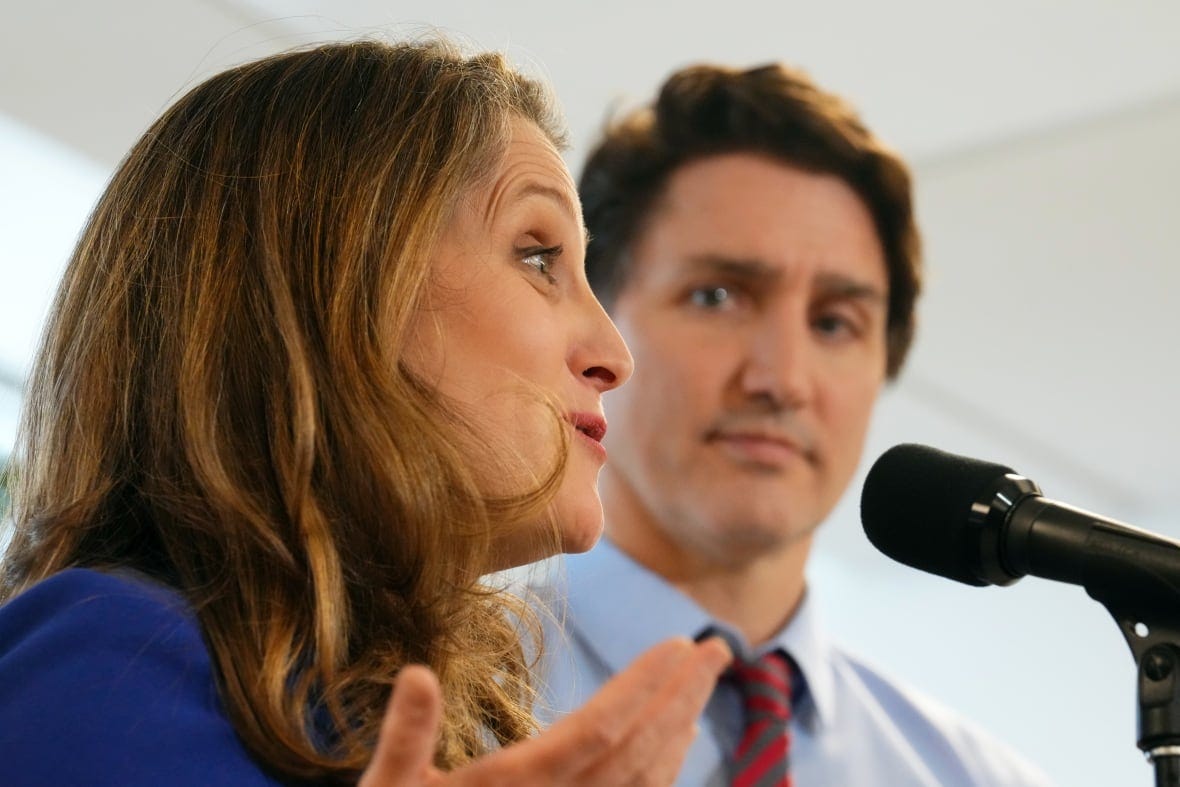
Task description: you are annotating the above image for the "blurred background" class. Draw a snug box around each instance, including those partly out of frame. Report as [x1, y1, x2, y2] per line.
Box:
[2, 1, 1178, 783]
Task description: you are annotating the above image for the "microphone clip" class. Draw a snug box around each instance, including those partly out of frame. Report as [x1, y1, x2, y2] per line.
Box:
[1104, 602, 1180, 781]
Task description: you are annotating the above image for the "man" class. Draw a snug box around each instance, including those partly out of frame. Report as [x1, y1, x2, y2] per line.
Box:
[536, 62, 1053, 786]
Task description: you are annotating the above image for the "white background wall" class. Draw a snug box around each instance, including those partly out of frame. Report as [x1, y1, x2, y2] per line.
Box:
[3, 3, 1179, 784]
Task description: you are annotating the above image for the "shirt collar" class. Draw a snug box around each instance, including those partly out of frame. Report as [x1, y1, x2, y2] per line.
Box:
[557, 538, 837, 730]
[775, 584, 836, 731]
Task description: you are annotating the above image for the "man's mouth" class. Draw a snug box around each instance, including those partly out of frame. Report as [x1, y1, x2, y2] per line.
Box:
[705, 424, 815, 467]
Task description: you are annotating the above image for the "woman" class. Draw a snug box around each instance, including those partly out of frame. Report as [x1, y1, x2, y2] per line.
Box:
[0, 39, 729, 785]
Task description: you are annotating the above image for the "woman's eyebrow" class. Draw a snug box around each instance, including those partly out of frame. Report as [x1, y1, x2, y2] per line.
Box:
[483, 179, 586, 239]
[513, 181, 580, 222]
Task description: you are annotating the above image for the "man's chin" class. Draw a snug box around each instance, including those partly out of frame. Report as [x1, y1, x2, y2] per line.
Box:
[701, 509, 825, 552]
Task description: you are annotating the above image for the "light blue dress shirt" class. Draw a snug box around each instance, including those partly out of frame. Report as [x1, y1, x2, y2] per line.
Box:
[535, 539, 1055, 787]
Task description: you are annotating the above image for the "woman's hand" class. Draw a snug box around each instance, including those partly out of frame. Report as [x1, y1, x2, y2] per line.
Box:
[359, 636, 732, 787]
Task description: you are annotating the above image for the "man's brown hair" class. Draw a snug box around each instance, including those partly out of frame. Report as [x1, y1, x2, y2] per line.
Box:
[580, 62, 922, 378]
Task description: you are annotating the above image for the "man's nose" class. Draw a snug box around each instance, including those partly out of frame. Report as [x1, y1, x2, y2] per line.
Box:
[738, 309, 814, 410]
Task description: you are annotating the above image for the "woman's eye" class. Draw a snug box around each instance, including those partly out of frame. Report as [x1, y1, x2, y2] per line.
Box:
[519, 244, 562, 282]
[689, 286, 734, 310]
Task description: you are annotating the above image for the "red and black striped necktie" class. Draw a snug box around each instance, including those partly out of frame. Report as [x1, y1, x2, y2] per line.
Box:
[730, 650, 793, 787]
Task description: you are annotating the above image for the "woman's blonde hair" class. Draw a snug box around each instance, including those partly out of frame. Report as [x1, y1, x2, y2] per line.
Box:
[1, 38, 567, 780]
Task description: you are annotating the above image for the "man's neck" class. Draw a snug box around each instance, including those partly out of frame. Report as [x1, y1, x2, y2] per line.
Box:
[604, 510, 813, 647]
[669, 544, 810, 646]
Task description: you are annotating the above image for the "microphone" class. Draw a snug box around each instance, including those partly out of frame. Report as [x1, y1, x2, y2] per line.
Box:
[862, 443, 1180, 770]
[860, 443, 1180, 614]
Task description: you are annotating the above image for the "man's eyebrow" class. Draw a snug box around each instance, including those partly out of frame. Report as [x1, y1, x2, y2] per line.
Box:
[814, 271, 887, 303]
[685, 254, 887, 302]
[684, 254, 783, 282]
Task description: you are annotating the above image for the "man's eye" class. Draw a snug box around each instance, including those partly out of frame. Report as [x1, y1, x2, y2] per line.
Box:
[813, 312, 859, 339]
[689, 286, 732, 309]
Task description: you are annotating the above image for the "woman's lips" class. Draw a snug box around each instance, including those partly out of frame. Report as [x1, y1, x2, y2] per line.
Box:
[569, 412, 608, 461]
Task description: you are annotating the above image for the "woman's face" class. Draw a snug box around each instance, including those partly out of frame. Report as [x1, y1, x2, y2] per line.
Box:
[408, 118, 633, 569]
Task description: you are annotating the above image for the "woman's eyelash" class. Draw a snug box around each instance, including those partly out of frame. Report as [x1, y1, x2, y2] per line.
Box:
[519, 244, 562, 281]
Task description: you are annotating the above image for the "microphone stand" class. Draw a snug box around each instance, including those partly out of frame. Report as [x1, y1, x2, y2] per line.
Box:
[1083, 528, 1180, 787]
[1106, 614, 1180, 787]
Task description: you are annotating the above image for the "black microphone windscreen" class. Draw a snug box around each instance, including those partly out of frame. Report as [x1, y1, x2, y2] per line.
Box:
[860, 443, 1015, 586]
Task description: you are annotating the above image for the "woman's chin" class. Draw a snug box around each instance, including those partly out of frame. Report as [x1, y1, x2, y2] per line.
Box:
[558, 505, 605, 555]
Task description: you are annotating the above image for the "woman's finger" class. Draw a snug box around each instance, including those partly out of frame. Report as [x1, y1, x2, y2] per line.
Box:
[359, 665, 445, 787]
[461, 637, 730, 786]
[576, 636, 731, 785]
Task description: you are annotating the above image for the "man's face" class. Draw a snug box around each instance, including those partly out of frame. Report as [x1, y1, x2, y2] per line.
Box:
[601, 153, 889, 571]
